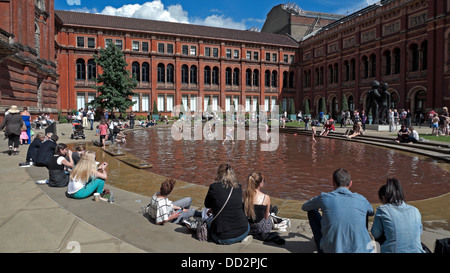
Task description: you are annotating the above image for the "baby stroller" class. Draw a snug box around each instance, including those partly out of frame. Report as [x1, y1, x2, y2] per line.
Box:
[71, 122, 86, 140]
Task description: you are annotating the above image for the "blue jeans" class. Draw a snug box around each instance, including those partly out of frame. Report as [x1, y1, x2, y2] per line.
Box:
[171, 197, 196, 224]
[71, 178, 105, 199]
[89, 119, 94, 130]
[209, 222, 250, 245]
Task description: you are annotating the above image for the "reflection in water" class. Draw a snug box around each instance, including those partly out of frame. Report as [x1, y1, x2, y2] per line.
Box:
[122, 127, 450, 203]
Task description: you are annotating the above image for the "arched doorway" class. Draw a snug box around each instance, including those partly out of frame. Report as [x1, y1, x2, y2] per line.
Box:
[328, 95, 339, 119]
[414, 90, 426, 114]
[407, 86, 427, 113]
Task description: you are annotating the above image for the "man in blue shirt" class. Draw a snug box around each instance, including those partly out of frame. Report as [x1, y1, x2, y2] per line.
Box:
[302, 168, 374, 253]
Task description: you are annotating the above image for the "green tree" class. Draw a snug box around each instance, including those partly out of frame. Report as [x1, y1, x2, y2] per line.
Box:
[304, 99, 310, 115]
[153, 100, 158, 115]
[88, 43, 138, 115]
[341, 94, 348, 112]
[289, 98, 296, 115]
[320, 97, 327, 115]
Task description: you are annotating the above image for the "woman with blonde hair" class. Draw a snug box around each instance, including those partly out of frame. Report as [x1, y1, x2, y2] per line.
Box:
[66, 151, 108, 199]
[244, 173, 283, 244]
[244, 173, 272, 232]
[204, 163, 249, 244]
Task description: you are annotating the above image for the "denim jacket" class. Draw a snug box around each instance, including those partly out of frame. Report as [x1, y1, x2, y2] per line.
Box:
[371, 202, 425, 253]
[302, 187, 374, 253]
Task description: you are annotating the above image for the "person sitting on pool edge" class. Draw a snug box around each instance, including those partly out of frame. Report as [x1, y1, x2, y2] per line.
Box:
[301, 168, 374, 253]
[66, 151, 109, 200]
[145, 178, 201, 225]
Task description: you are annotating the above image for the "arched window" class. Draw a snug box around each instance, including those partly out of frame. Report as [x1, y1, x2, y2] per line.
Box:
[271, 71, 277, 87]
[265, 70, 271, 87]
[344, 61, 349, 82]
[319, 67, 324, 85]
[212, 67, 219, 85]
[393, 48, 401, 74]
[283, 71, 288, 88]
[421, 41, 428, 70]
[390, 91, 399, 109]
[157, 63, 165, 83]
[334, 63, 339, 83]
[331, 96, 338, 118]
[225, 68, 232, 85]
[190, 65, 197, 84]
[289, 71, 294, 88]
[350, 59, 355, 81]
[370, 54, 376, 78]
[414, 90, 426, 112]
[328, 64, 334, 83]
[142, 62, 149, 83]
[315, 68, 320, 86]
[253, 69, 259, 87]
[410, 44, 419, 72]
[362, 56, 369, 79]
[204, 66, 211, 85]
[132, 62, 140, 82]
[347, 95, 355, 112]
[246, 69, 252, 86]
[87, 59, 96, 80]
[181, 65, 189, 84]
[233, 68, 240, 86]
[166, 64, 174, 83]
[384, 50, 391, 75]
[76, 59, 86, 80]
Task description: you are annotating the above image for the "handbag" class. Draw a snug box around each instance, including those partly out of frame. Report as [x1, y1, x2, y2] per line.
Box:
[196, 187, 233, 241]
[270, 214, 291, 232]
[434, 238, 450, 253]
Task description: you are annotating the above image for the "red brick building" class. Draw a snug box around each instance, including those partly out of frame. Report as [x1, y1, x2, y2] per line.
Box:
[1, 0, 449, 121]
[55, 10, 299, 116]
[298, 0, 450, 118]
[0, 0, 58, 119]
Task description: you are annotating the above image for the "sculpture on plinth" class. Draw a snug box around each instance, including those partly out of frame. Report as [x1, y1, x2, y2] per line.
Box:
[366, 80, 390, 125]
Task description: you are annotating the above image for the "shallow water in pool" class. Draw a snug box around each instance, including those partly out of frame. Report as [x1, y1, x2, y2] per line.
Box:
[120, 127, 450, 203]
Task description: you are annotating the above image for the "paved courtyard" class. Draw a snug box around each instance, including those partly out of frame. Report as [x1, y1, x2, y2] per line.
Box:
[0, 121, 449, 254]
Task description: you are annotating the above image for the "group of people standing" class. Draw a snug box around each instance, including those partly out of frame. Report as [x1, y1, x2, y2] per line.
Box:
[1, 105, 55, 155]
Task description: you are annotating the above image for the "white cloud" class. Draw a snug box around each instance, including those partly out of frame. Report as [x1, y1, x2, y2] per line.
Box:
[100, 1, 188, 23]
[95, 0, 246, 30]
[192, 14, 246, 30]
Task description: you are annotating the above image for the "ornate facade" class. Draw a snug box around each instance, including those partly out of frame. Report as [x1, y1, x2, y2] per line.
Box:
[299, 0, 450, 118]
[0, 0, 449, 121]
[0, 0, 58, 118]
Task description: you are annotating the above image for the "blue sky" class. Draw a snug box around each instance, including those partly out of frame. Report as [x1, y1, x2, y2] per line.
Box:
[56, 0, 377, 30]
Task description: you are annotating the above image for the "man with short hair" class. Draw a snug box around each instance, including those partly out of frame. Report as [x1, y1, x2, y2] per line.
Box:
[302, 168, 374, 253]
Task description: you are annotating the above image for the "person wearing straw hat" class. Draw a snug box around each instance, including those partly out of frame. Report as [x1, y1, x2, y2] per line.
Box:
[0, 105, 24, 155]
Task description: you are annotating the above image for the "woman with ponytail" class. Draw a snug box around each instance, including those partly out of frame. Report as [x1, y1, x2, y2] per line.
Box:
[371, 178, 426, 253]
[244, 173, 272, 233]
[204, 163, 249, 245]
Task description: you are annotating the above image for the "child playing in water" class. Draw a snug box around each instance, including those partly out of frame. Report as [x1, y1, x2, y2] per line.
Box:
[311, 126, 317, 143]
[222, 126, 235, 145]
